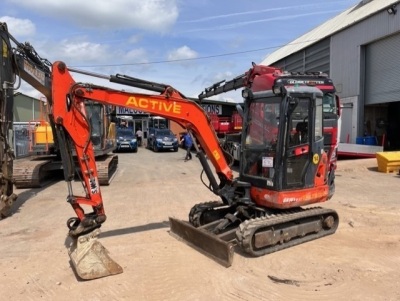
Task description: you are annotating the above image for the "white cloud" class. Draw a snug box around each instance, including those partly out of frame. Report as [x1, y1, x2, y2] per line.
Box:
[6, 0, 178, 33]
[181, 1, 349, 23]
[167, 46, 198, 61]
[0, 16, 35, 37]
[211, 71, 234, 84]
[182, 10, 343, 33]
[57, 39, 111, 63]
[123, 48, 149, 66]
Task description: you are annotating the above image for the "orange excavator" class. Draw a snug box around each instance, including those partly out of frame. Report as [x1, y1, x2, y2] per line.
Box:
[50, 61, 339, 280]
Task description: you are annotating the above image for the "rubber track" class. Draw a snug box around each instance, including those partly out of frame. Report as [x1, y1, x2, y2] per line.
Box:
[236, 207, 339, 257]
[13, 157, 54, 188]
[13, 154, 118, 188]
[189, 201, 224, 227]
[96, 154, 118, 185]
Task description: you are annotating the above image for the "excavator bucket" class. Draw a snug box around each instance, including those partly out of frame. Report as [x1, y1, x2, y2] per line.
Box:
[169, 217, 235, 267]
[68, 229, 123, 280]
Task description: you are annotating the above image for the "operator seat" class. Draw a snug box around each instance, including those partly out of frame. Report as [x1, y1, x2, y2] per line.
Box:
[295, 121, 308, 144]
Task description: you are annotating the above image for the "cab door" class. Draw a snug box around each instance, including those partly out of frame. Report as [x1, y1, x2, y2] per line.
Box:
[283, 93, 324, 190]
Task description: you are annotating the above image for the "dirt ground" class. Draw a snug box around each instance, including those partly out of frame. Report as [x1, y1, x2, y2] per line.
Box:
[1, 148, 399, 301]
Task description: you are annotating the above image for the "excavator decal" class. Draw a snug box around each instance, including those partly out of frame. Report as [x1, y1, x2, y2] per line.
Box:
[212, 149, 221, 160]
[23, 60, 46, 84]
[125, 96, 182, 114]
[2, 40, 8, 57]
[89, 177, 99, 194]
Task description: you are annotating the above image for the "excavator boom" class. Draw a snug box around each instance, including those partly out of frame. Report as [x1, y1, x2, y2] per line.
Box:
[51, 61, 243, 278]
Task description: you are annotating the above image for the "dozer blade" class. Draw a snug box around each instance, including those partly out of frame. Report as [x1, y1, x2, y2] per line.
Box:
[68, 228, 123, 280]
[169, 217, 235, 267]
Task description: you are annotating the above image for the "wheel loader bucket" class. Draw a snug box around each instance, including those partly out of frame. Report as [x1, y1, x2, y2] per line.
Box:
[169, 217, 235, 267]
[68, 228, 123, 280]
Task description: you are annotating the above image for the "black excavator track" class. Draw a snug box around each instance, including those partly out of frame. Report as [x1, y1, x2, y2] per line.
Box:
[170, 203, 339, 267]
[236, 207, 339, 257]
[13, 155, 63, 188]
[13, 154, 118, 188]
[94, 154, 119, 185]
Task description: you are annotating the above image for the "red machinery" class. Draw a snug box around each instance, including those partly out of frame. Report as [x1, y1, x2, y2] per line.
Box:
[208, 111, 242, 137]
[200, 63, 341, 198]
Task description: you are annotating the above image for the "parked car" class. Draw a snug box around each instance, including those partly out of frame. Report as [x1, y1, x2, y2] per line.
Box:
[115, 128, 138, 152]
[147, 128, 178, 152]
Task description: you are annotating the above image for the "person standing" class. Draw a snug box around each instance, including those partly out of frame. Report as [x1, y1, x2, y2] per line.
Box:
[136, 128, 143, 146]
[180, 131, 193, 161]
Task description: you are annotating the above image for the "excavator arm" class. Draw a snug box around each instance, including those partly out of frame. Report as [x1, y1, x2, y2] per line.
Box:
[0, 22, 51, 216]
[10, 37, 52, 101]
[51, 61, 252, 279]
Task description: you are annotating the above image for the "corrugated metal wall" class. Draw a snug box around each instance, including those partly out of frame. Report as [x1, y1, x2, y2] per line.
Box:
[14, 94, 43, 122]
[272, 38, 330, 74]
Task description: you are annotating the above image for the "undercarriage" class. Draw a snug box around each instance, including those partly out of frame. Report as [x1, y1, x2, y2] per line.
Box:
[170, 201, 339, 266]
[13, 154, 118, 188]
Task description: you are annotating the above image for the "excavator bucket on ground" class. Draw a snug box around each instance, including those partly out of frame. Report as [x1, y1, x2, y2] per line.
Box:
[169, 217, 235, 267]
[68, 229, 123, 280]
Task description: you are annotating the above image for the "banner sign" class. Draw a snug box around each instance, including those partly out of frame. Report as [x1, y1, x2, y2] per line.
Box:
[201, 104, 222, 115]
[116, 106, 148, 115]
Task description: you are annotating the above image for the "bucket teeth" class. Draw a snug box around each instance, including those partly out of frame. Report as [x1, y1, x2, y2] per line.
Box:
[68, 229, 123, 280]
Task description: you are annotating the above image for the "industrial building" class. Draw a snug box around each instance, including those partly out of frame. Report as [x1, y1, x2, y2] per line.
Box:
[261, 0, 400, 150]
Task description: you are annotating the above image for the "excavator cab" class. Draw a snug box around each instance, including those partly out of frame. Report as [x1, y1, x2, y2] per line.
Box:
[84, 101, 116, 156]
[240, 86, 327, 207]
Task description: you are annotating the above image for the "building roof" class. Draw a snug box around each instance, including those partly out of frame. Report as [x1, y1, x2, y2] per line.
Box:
[261, 0, 400, 65]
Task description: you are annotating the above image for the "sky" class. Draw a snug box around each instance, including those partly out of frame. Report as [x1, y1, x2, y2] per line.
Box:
[1, 0, 360, 102]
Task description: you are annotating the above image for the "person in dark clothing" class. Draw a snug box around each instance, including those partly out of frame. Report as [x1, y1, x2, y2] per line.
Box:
[180, 131, 193, 161]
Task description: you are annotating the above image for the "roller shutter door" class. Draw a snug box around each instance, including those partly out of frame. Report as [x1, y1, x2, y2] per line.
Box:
[365, 33, 400, 105]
